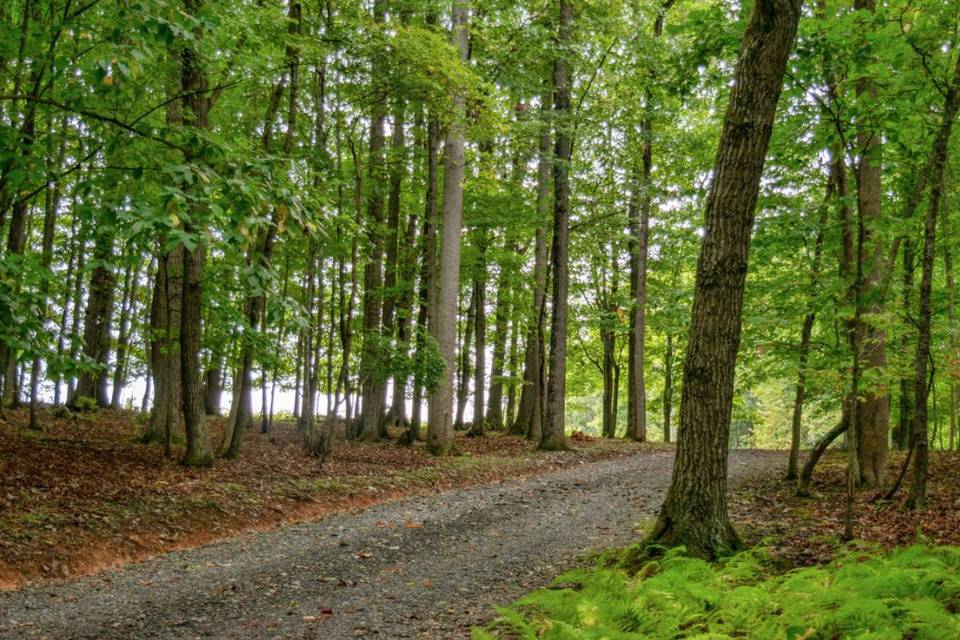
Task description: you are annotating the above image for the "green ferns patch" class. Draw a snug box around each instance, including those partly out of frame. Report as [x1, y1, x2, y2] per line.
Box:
[475, 545, 960, 639]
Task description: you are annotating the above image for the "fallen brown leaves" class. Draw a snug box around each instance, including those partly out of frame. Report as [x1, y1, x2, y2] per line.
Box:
[730, 449, 960, 567]
[0, 407, 642, 590]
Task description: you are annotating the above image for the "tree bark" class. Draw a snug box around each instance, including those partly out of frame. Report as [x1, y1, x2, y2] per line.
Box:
[454, 287, 475, 431]
[426, 0, 470, 456]
[512, 87, 551, 440]
[469, 245, 488, 437]
[358, 0, 389, 442]
[943, 201, 958, 452]
[626, 1, 672, 442]
[111, 259, 143, 409]
[145, 245, 184, 446]
[895, 238, 915, 450]
[540, 0, 574, 452]
[662, 332, 674, 442]
[178, 0, 214, 467]
[505, 305, 520, 428]
[382, 97, 407, 428]
[908, 52, 960, 509]
[69, 232, 115, 408]
[486, 265, 510, 429]
[29, 117, 66, 427]
[851, 0, 889, 489]
[645, 0, 802, 559]
[408, 110, 439, 443]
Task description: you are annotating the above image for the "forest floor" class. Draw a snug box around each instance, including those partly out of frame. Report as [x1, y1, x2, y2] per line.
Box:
[0, 407, 645, 590]
[730, 449, 960, 566]
[0, 442, 784, 639]
[3, 410, 959, 639]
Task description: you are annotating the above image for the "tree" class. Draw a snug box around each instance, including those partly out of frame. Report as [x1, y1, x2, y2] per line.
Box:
[540, 0, 574, 452]
[644, 0, 802, 559]
[908, 52, 960, 509]
[427, 0, 470, 456]
[177, 0, 215, 468]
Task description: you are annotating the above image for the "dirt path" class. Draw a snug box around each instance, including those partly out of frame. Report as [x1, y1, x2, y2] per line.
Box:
[0, 449, 784, 640]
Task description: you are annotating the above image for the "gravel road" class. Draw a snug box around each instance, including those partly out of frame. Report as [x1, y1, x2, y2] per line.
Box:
[0, 449, 783, 640]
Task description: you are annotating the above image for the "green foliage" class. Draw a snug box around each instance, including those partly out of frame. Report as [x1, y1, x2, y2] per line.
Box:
[478, 545, 960, 639]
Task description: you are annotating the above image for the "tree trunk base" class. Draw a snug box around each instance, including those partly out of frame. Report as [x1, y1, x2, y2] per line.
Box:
[426, 440, 453, 456]
[637, 511, 742, 564]
[181, 450, 214, 468]
[538, 434, 569, 452]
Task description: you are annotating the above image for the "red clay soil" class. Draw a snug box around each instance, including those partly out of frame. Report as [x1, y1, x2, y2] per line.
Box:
[730, 449, 960, 566]
[0, 407, 644, 590]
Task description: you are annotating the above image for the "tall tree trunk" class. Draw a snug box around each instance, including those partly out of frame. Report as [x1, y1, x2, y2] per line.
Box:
[54, 210, 81, 407]
[540, 0, 574, 452]
[178, 0, 214, 467]
[513, 87, 551, 441]
[644, 0, 802, 559]
[225, 1, 300, 458]
[69, 232, 115, 408]
[409, 106, 440, 443]
[895, 239, 915, 450]
[943, 201, 958, 452]
[786, 180, 830, 479]
[505, 308, 520, 428]
[427, 0, 470, 456]
[662, 332, 674, 442]
[382, 98, 407, 428]
[111, 259, 143, 409]
[469, 244, 488, 437]
[298, 244, 318, 434]
[486, 266, 510, 429]
[626, 2, 672, 442]
[67, 231, 87, 401]
[29, 121, 65, 427]
[601, 317, 617, 438]
[600, 245, 620, 439]
[203, 349, 224, 416]
[146, 245, 184, 446]
[358, 0, 389, 442]
[455, 288, 475, 431]
[908, 53, 960, 509]
[851, 0, 889, 489]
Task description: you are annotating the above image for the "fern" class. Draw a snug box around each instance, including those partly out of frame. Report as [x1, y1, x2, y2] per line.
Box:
[480, 544, 960, 639]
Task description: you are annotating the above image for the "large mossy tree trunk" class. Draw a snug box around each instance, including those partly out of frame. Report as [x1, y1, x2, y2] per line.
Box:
[644, 0, 802, 560]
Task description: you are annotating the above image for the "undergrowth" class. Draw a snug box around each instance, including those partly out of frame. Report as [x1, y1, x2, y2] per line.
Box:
[475, 544, 960, 639]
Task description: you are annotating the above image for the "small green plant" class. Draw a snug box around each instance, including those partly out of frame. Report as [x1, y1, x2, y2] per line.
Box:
[71, 396, 99, 412]
[476, 544, 960, 639]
